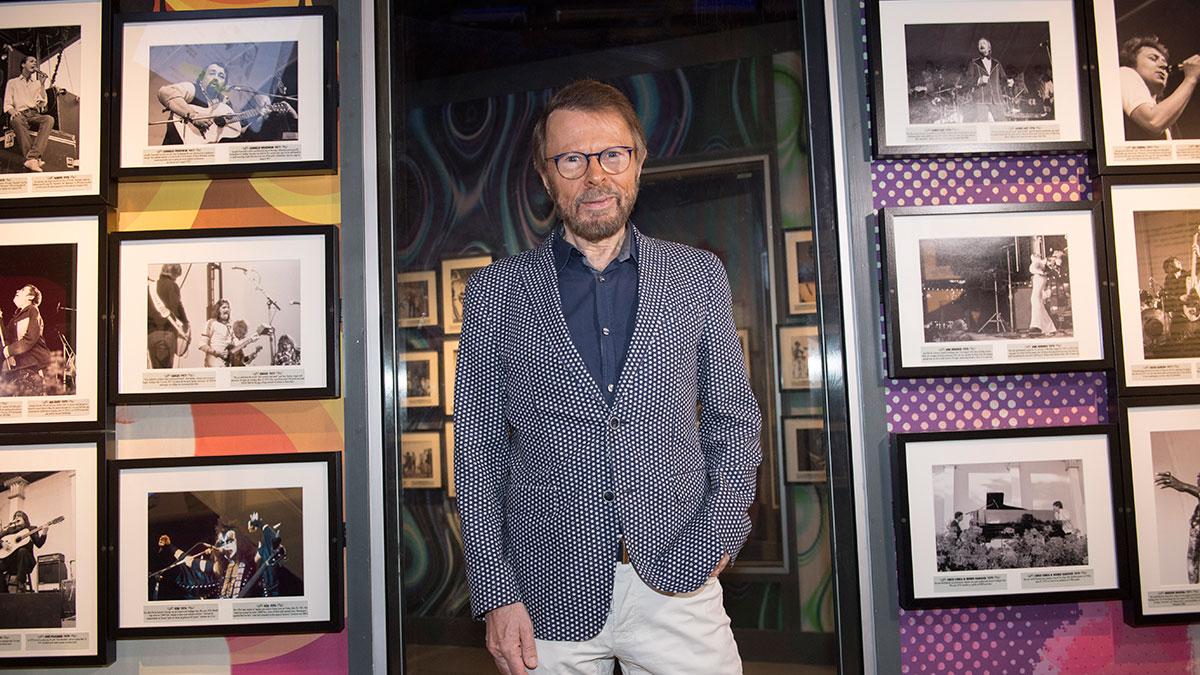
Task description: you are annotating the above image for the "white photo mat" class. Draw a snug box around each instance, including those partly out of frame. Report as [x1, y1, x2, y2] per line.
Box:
[116, 232, 330, 396]
[118, 14, 326, 169]
[0, 0, 104, 201]
[1126, 402, 1200, 616]
[1109, 183, 1200, 389]
[116, 459, 333, 630]
[876, 0, 1085, 150]
[0, 214, 99, 426]
[0, 442, 99, 659]
[903, 433, 1119, 601]
[891, 208, 1105, 369]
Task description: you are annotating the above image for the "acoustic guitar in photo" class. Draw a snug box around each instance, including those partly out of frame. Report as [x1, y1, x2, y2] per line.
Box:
[0, 516, 64, 559]
[169, 101, 292, 145]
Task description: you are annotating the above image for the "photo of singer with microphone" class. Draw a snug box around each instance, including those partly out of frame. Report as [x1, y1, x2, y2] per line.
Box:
[1113, 0, 1200, 141]
[146, 259, 302, 370]
[0, 243, 77, 398]
[147, 487, 303, 602]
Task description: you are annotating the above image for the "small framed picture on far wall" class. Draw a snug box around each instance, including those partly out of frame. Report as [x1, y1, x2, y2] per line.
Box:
[783, 230, 818, 315]
[778, 325, 822, 390]
[401, 431, 442, 490]
[441, 256, 492, 334]
[396, 271, 437, 328]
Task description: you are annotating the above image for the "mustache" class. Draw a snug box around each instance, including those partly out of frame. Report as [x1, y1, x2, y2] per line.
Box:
[576, 188, 619, 205]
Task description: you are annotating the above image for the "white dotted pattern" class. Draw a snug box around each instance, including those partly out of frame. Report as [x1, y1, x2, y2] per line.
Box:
[453, 227, 762, 641]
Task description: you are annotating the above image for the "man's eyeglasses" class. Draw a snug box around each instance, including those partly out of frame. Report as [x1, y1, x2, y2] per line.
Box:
[545, 146, 635, 180]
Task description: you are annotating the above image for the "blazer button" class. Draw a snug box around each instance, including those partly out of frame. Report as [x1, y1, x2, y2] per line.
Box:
[608, 417, 620, 429]
[603, 491, 615, 501]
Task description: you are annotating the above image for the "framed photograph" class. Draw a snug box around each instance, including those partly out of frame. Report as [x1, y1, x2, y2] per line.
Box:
[442, 339, 458, 416]
[113, 6, 336, 180]
[401, 431, 442, 489]
[111, 452, 343, 637]
[111, 226, 339, 404]
[1104, 177, 1200, 394]
[868, 0, 1090, 157]
[894, 427, 1122, 609]
[783, 416, 827, 483]
[882, 203, 1111, 378]
[1088, 0, 1200, 173]
[400, 351, 439, 409]
[0, 433, 108, 666]
[1120, 396, 1200, 624]
[440, 256, 491, 334]
[0, 208, 104, 430]
[778, 325, 822, 390]
[444, 422, 456, 499]
[397, 270, 437, 328]
[0, 0, 109, 206]
[783, 230, 818, 314]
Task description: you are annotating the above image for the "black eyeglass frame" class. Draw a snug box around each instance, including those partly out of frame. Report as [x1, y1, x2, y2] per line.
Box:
[544, 145, 637, 179]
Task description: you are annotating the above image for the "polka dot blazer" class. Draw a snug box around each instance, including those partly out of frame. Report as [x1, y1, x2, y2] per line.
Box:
[453, 225, 762, 641]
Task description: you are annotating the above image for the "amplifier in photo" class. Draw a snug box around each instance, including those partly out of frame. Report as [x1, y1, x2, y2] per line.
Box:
[37, 552, 67, 586]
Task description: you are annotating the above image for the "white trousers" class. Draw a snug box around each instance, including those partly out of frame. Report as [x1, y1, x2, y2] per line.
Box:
[532, 563, 742, 674]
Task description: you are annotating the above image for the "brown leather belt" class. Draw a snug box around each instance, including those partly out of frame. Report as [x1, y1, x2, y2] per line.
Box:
[617, 538, 630, 564]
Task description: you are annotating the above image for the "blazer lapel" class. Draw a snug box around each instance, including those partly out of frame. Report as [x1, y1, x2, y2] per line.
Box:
[615, 226, 666, 399]
[521, 234, 607, 408]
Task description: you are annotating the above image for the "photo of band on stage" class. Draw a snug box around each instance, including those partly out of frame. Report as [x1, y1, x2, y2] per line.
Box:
[146, 259, 302, 371]
[919, 234, 1073, 343]
[0, 244, 77, 398]
[904, 21, 1055, 126]
[147, 488, 303, 602]
[0, 471, 77, 630]
[1132, 210, 1200, 360]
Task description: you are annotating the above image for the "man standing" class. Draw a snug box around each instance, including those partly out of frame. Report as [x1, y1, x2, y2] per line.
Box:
[1119, 35, 1200, 141]
[455, 80, 761, 674]
[3, 55, 54, 173]
[2, 285, 52, 395]
[147, 264, 190, 368]
[199, 299, 234, 367]
[962, 38, 1013, 123]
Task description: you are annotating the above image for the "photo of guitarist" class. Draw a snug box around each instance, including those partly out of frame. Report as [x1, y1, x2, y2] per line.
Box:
[153, 512, 288, 600]
[147, 263, 190, 369]
[0, 511, 47, 593]
[198, 299, 271, 368]
[1160, 229, 1200, 355]
[1, 285, 51, 396]
[155, 61, 297, 146]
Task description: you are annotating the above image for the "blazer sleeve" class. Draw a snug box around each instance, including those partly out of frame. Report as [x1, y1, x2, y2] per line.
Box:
[660, 255, 762, 569]
[453, 265, 523, 620]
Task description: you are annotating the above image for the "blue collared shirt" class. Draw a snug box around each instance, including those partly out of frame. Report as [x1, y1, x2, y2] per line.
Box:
[551, 225, 639, 406]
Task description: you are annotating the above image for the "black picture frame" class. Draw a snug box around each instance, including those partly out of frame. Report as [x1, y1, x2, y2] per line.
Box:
[1086, 0, 1200, 174]
[1101, 175, 1200, 396]
[0, 205, 108, 432]
[0, 0, 113, 207]
[111, 6, 337, 181]
[894, 426, 1125, 610]
[867, 0, 1092, 157]
[881, 202, 1112, 378]
[110, 225, 340, 405]
[0, 431, 111, 667]
[1118, 395, 1200, 625]
[109, 451, 344, 638]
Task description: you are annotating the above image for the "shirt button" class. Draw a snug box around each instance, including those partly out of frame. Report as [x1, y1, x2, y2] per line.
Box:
[607, 384, 614, 392]
[602, 327, 610, 335]
[598, 276, 607, 282]
[603, 491, 615, 501]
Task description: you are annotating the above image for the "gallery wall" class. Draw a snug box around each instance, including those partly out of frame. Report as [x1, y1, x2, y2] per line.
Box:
[854, 10, 1200, 675]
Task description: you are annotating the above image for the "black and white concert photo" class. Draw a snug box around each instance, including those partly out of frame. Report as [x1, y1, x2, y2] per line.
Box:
[147, 487, 303, 602]
[904, 22, 1054, 126]
[147, 42, 299, 147]
[1132, 209, 1200, 360]
[397, 272, 435, 328]
[0, 244, 76, 398]
[0, 471, 77, 629]
[1149, 427, 1200, 586]
[919, 234, 1073, 343]
[932, 459, 1088, 573]
[1111, 0, 1200, 142]
[0, 24, 82, 175]
[401, 432, 441, 489]
[146, 260, 302, 370]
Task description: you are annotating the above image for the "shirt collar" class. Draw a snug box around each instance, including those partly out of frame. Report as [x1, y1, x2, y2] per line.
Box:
[551, 223, 638, 272]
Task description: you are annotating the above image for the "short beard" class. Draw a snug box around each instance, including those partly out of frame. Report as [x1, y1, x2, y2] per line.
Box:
[552, 184, 639, 243]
